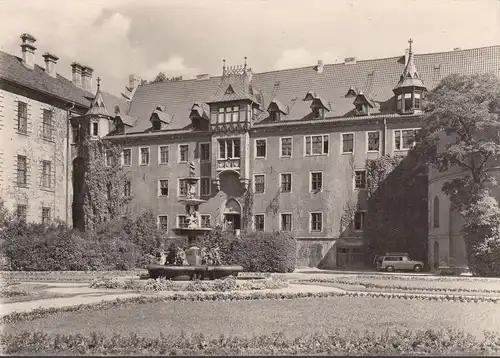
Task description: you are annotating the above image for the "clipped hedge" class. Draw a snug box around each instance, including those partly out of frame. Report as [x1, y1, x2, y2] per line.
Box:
[2, 328, 499, 355]
[231, 231, 297, 273]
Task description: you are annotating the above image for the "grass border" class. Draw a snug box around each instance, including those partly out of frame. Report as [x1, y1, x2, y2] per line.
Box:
[2, 289, 499, 325]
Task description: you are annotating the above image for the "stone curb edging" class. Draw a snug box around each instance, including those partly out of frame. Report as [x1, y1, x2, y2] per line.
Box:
[1, 287, 498, 324]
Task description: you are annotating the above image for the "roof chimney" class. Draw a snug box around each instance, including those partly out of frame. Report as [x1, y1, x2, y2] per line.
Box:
[129, 74, 142, 89]
[344, 57, 357, 65]
[317, 60, 324, 73]
[453, 47, 461, 51]
[196, 73, 210, 80]
[71, 62, 83, 88]
[81, 65, 93, 92]
[42, 52, 58, 78]
[20, 33, 36, 69]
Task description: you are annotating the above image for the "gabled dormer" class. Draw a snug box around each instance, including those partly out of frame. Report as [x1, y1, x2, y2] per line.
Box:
[267, 98, 288, 122]
[393, 39, 427, 114]
[150, 105, 171, 131]
[189, 102, 210, 131]
[208, 58, 261, 132]
[113, 114, 137, 135]
[353, 92, 375, 116]
[345, 86, 358, 98]
[303, 91, 330, 119]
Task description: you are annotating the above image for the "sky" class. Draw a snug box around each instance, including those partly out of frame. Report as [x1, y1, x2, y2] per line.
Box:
[1, 0, 499, 97]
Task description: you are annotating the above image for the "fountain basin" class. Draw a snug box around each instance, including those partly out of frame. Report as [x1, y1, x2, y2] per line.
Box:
[146, 264, 244, 281]
[178, 198, 207, 206]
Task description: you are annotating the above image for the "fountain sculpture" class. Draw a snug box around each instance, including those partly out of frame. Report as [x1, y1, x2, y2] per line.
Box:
[146, 162, 243, 280]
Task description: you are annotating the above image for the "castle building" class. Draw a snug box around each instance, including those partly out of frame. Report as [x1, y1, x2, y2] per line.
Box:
[0, 33, 128, 225]
[72, 40, 499, 269]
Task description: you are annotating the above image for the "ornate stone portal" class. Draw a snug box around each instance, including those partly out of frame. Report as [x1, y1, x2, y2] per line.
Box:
[146, 161, 243, 280]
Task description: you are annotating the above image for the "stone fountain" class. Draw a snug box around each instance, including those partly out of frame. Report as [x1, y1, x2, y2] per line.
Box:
[146, 162, 243, 280]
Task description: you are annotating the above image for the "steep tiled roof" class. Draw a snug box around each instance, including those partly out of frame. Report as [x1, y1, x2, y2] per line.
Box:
[0, 50, 128, 115]
[0, 50, 92, 108]
[126, 45, 500, 133]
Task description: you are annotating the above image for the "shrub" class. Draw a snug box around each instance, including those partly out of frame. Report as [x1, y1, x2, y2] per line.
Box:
[127, 210, 165, 267]
[198, 229, 238, 265]
[231, 231, 297, 273]
[1, 221, 90, 271]
[471, 239, 500, 277]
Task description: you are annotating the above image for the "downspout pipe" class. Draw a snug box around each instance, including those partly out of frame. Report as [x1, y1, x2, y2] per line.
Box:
[66, 102, 75, 227]
[383, 117, 388, 156]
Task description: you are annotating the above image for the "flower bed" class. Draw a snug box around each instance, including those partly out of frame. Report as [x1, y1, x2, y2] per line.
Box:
[1, 328, 499, 355]
[354, 274, 500, 283]
[299, 278, 500, 294]
[89, 276, 289, 292]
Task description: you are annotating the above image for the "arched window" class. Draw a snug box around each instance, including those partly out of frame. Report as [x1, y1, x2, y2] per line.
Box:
[433, 196, 440, 228]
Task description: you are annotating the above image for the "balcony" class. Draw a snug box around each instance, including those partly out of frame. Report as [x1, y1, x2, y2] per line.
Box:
[217, 158, 241, 171]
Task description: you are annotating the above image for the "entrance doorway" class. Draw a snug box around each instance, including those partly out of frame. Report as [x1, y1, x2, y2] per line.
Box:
[224, 214, 241, 231]
[223, 198, 242, 233]
[336, 247, 365, 270]
[433, 241, 440, 270]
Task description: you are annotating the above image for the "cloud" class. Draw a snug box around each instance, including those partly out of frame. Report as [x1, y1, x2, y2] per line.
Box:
[144, 56, 199, 80]
[273, 48, 341, 70]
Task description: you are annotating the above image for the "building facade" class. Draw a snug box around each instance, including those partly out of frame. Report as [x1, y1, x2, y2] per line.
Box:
[0, 33, 128, 225]
[75, 41, 498, 269]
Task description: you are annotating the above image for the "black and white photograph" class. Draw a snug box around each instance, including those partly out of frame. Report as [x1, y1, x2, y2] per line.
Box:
[0, 0, 500, 355]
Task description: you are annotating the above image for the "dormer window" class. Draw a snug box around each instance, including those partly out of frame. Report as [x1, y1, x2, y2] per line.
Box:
[270, 111, 281, 122]
[152, 119, 161, 131]
[116, 124, 125, 135]
[312, 106, 324, 119]
[353, 93, 374, 116]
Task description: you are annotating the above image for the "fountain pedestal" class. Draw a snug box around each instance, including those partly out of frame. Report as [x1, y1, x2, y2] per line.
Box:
[145, 162, 243, 280]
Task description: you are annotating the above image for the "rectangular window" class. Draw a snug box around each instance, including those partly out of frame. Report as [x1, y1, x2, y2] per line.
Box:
[395, 129, 420, 150]
[310, 212, 323, 232]
[201, 214, 211, 228]
[158, 215, 168, 231]
[42, 160, 52, 189]
[218, 107, 224, 123]
[367, 131, 380, 152]
[218, 139, 241, 159]
[72, 125, 79, 143]
[255, 139, 267, 158]
[200, 177, 211, 196]
[281, 213, 292, 231]
[42, 207, 50, 225]
[105, 150, 114, 167]
[232, 106, 239, 122]
[140, 147, 150, 165]
[124, 180, 131, 197]
[354, 170, 366, 190]
[16, 204, 27, 221]
[254, 174, 265, 194]
[305, 135, 329, 156]
[159, 179, 169, 197]
[42, 109, 53, 140]
[280, 173, 292, 193]
[354, 212, 365, 231]
[159, 146, 169, 164]
[122, 148, 131, 166]
[179, 144, 189, 163]
[342, 133, 354, 153]
[17, 155, 27, 186]
[280, 137, 292, 157]
[17, 101, 28, 134]
[254, 214, 265, 231]
[200, 143, 210, 162]
[92, 122, 99, 136]
[177, 215, 188, 228]
[311, 172, 323, 192]
[178, 179, 188, 197]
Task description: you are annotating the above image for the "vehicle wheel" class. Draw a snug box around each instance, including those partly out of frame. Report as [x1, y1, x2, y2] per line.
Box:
[413, 265, 422, 273]
[386, 266, 394, 272]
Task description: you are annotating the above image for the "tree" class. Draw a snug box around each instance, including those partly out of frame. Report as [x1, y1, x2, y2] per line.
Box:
[151, 72, 183, 83]
[420, 73, 500, 275]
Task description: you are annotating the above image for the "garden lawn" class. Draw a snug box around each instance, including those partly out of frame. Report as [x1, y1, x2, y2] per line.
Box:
[4, 296, 500, 339]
